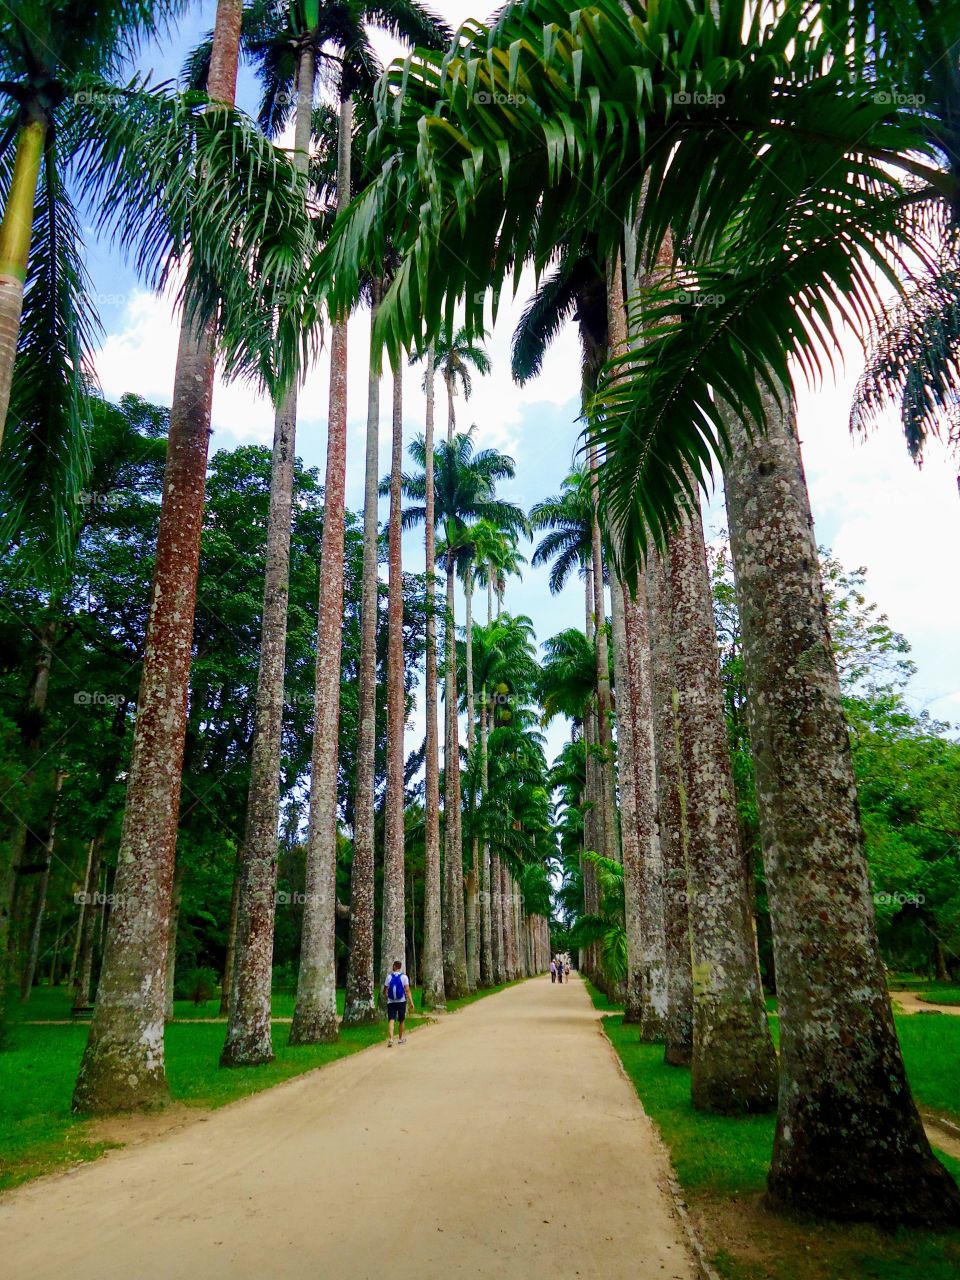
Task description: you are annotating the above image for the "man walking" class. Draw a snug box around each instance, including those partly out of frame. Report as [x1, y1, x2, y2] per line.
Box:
[383, 960, 414, 1046]
[550, 959, 557, 983]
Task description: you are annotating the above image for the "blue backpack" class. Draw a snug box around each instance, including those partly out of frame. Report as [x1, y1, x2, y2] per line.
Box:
[387, 972, 405, 1001]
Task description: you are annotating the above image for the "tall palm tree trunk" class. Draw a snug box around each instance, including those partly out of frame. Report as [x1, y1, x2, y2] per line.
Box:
[72, 0, 243, 1114]
[420, 346, 445, 1010]
[221, 44, 315, 1066]
[0, 116, 44, 443]
[379, 365, 406, 994]
[442, 560, 469, 997]
[722, 387, 960, 1223]
[289, 92, 355, 1046]
[646, 549, 693, 1067]
[463, 564, 480, 986]
[343, 281, 383, 1026]
[605, 249, 664, 1027]
[669, 495, 777, 1113]
[479, 691, 493, 985]
[611, 576, 668, 1035]
[491, 847, 505, 983]
[581, 567, 600, 981]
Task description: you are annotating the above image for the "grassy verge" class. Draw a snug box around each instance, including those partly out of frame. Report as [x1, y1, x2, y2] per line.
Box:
[1, 977, 520, 1193]
[585, 981, 960, 1279]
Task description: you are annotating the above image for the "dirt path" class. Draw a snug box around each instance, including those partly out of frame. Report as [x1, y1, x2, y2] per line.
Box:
[889, 990, 960, 1016]
[1, 976, 694, 1280]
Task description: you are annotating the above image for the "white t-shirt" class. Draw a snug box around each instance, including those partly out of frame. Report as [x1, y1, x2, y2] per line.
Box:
[385, 972, 410, 1002]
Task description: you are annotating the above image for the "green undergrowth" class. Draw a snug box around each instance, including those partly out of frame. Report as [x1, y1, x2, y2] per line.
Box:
[0, 977, 522, 1193]
[589, 983, 960, 1280]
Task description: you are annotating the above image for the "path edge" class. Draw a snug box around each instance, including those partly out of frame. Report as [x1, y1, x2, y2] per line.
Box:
[597, 1018, 720, 1280]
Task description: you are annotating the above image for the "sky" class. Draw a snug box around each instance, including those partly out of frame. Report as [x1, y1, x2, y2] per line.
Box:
[84, 2, 960, 766]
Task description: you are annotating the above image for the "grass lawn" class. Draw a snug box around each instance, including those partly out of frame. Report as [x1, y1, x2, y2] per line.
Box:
[585, 981, 960, 1280]
[1, 977, 521, 1193]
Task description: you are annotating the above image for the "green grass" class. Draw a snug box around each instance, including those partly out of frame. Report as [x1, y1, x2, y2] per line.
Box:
[584, 981, 960, 1129]
[589, 983, 960, 1280]
[917, 987, 960, 1008]
[602, 1013, 960, 1280]
[0, 977, 521, 1193]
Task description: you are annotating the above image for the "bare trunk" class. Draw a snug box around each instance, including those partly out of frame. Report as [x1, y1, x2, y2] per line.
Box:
[722, 387, 960, 1223]
[501, 862, 515, 980]
[464, 566, 481, 987]
[670, 496, 777, 1113]
[72, 834, 104, 1010]
[290, 93, 354, 1046]
[491, 853, 505, 985]
[222, 45, 314, 1065]
[219, 859, 241, 1018]
[72, 0, 242, 1112]
[164, 864, 184, 1022]
[420, 346, 445, 1010]
[610, 577, 668, 1035]
[581, 569, 600, 982]
[343, 281, 383, 1027]
[588, 452, 617, 865]
[479, 695, 493, 985]
[68, 839, 95, 992]
[646, 550, 693, 1067]
[379, 364, 407, 994]
[442, 563, 468, 997]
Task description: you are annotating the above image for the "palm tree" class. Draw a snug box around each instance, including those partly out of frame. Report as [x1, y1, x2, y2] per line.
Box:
[722, 381, 957, 1216]
[285, 0, 450, 1046]
[530, 468, 613, 979]
[0, 0, 186, 454]
[460, 613, 539, 985]
[645, 548, 693, 1068]
[300, 0, 960, 1221]
[433, 326, 491, 439]
[379, 365, 406, 998]
[219, 6, 320, 1067]
[417, 344, 444, 1009]
[400, 428, 526, 997]
[72, 0, 246, 1112]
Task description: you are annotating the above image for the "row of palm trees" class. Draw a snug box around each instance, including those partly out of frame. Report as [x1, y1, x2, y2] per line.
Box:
[295, 0, 960, 1228]
[2, 0, 959, 1234]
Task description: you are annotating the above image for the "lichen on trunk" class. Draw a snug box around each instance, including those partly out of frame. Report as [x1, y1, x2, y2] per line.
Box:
[645, 550, 693, 1068]
[722, 384, 960, 1224]
[669, 497, 777, 1114]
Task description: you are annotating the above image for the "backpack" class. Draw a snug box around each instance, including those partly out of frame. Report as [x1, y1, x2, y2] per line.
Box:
[387, 972, 405, 1001]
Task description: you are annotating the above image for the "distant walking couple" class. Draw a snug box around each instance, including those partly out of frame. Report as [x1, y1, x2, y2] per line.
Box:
[384, 960, 413, 1047]
[550, 957, 569, 984]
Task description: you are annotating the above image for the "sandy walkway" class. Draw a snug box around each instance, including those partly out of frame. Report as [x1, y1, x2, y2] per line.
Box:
[1, 976, 694, 1280]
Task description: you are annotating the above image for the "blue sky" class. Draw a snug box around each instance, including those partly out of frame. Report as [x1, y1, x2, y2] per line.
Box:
[83, 2, 960, 767]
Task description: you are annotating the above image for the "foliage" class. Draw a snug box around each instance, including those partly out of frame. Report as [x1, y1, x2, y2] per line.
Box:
[710, 540, 960, 983]
[298, 0, 948, 562]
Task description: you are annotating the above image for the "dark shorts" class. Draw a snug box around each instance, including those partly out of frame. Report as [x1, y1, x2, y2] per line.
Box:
[387, 1000, 406, 1023]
